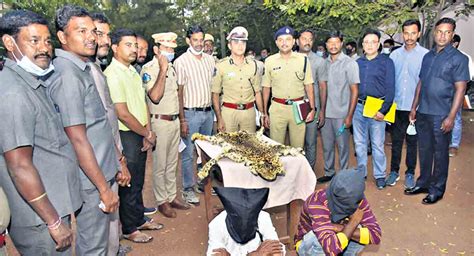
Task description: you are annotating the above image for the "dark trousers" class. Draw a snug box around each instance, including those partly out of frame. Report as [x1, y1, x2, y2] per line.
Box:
[416, 113, 450, 197]
[390, 110, 417, 174]
[119, 131, 147, 235]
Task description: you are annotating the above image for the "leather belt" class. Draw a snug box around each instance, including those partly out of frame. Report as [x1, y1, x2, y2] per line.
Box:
[184, 107, 212, 112]
[357, 98, 366, 105]
[272, 96, 304, 105]
[222, 102, 254, 110]
[150, 114, 179, 121]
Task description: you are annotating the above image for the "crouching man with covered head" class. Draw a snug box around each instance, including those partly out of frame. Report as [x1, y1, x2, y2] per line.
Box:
[207, 187, 285, 256]
[296, 169, 381, 255]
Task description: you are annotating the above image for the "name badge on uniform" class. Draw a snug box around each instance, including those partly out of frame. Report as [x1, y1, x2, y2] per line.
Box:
[142, 73, 151, 84]
[272, 66, 282, 71]
[227, 72, 236, 77]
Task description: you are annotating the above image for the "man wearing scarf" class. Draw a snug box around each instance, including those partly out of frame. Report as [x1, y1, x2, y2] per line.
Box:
[207, 187, 285, 256]
[295, 169, 381, 255]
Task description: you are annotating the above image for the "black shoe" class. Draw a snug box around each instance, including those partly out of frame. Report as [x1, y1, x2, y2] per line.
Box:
[422, 194, 442, 204]
[317, 175, 334, 184]
[404, 186, 429, 195]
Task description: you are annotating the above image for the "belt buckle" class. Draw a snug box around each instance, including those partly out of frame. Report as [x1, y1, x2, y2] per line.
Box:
[285, 99, 293, 105]
[237, 104, 245, 110]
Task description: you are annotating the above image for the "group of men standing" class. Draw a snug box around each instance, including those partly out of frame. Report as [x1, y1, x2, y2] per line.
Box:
[0, 2, 471, 255]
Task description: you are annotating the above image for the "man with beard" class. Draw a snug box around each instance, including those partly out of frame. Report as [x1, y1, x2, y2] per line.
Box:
[90, 12, 132, 255]
[296, 169, 381, 255]
[0, 10, 81, 254]
[105, 28, 163, 243]
[297, 29, 328, 171]
[386, 19, 428, 189]
[134, 35, 148, 73]
[345, 41, 359, 60]
[318, 31, 359, 184]
[406, 18, 469, 204]
[50, 5, 120, 254]
[212, 26, 264, 133]
[174, 25, 216, 205]
[141, 32, 191, 218]
[262, 26, 315, 148]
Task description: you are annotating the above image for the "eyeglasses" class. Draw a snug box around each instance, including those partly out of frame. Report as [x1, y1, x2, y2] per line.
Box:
[362, 40, 379, 45]
[435, 30, 453, 36]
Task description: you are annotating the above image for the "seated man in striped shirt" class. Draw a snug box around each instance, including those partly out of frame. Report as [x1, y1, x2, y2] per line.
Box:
[295, 169, 381, 255]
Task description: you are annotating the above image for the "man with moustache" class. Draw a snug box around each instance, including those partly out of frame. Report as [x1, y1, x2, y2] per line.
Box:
[345, 41, 359, 60]
[353, 29, 395, 189]
[0, 10, 81, 254]
[406, 18, 469, 204]
[174, 25, 216, 205]
[212, 26, 264, 133]
[105, 28, 162, 243]
[90, 12, 132, 255]
[141, 32, 191, 218]
[386, 19, 428, 189]
[262, 26, 315, 148]
[297, 29, 328, 170]
[50, 5, 121, 254]
[318, 31, 359, 184]
[134, 35, 149, 74]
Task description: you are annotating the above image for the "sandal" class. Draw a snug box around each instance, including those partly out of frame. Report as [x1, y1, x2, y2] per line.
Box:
[137, 219, 164, 230]
[123, 231, 153, 243]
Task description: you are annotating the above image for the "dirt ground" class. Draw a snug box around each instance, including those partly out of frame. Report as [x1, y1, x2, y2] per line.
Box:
[5, 111, 474, 255]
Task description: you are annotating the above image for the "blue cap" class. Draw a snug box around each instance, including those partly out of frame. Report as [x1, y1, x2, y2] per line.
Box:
[274, 26, 295, 40]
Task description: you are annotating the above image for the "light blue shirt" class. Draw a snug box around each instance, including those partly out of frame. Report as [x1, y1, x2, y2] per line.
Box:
[390, 43, 429, 111]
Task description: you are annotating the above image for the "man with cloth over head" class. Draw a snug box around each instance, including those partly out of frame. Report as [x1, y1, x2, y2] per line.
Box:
[262, 26, 315, 148]
[207, 187, 285, 256]
[212, 26, 264, 133]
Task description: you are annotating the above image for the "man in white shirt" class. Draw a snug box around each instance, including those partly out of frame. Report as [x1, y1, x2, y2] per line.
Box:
[207, 187, 285, 256]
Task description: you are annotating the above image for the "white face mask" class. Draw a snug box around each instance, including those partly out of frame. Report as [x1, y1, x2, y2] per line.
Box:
[406, 122, 417, 135]
[162, 51, 175, 62]
[316, 51, 324, 57]
[382, 47, 391, 54]
[188, 46, 203, 56]
[11, 37, 54, 77]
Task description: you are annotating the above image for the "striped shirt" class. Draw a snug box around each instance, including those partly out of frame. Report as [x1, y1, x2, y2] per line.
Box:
[174, 49, 216, 108]
[295, 189, 381, 255]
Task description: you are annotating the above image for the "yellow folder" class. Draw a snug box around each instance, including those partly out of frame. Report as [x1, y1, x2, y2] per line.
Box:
[362, 96, 397, 123]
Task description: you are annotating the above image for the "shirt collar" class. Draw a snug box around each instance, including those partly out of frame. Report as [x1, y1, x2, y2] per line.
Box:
[360, 53, 382, 62]
[430, 43, 455, 55]
[55, 49, 89, 71]
[110, 57, 138, 73]
[4, 58, 47, 89]
[327, 52, 347, 63]
[276, 51, 298, 59]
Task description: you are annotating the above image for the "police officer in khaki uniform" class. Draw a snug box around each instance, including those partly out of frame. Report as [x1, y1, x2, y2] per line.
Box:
[141, 32, 190, 219]
[262, 26, 315, 148]
[212, 26, 264, 133]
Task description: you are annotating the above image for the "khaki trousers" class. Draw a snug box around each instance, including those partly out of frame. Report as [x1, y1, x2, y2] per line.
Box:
[269, 102, 306, 148]
[151, 118, 180, 205]
[222, 106, 256, 133]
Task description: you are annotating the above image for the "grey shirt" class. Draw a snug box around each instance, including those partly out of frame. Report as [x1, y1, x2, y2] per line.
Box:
[325, 52, 360, 119]
[90, 60, 123, 153]
[0, 59, 82, 227]
[307, 51, 328, 116]
[49, 49, 119, 190]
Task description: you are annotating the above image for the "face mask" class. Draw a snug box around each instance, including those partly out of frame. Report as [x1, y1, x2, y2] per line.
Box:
[162, 51, 175, 62]
[316, 51, 324, 57]
[11, 37, 54, 77]
[406, 122, 417, 135]
[382, 47, 391, 54]
[188, 46, 203, 55]
[346, 48, 353, 54]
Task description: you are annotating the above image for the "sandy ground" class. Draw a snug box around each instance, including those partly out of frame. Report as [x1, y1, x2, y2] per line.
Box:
[5, 111, 474, 256]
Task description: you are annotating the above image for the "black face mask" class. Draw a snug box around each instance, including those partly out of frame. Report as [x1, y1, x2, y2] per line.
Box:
[346, 48, 353, 54]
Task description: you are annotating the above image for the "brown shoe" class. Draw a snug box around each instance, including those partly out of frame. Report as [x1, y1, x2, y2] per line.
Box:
[170, 198, 191, 210]
[158, 202, 177, 218]
[449, 147, 458, 157]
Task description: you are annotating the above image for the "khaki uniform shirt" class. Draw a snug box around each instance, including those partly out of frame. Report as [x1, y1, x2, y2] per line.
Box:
[141, 57, 179, 115]
[211, 56, 261, 104]
[262, 52, 313, 99]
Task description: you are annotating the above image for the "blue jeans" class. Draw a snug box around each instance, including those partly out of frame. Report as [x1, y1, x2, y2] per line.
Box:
[298, 231, 364, 256]
[450, 108, 462, 148]
[304, 119, 318, 169]
[353, 104, 387, 179]
[181, 109, 214, 190]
